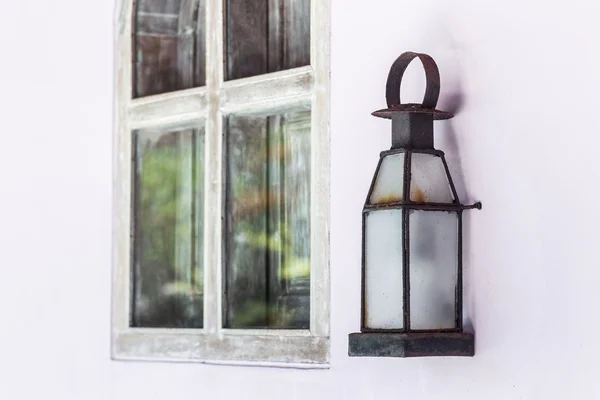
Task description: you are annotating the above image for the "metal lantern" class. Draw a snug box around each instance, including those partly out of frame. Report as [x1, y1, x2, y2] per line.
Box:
[348, 52, 482, 358]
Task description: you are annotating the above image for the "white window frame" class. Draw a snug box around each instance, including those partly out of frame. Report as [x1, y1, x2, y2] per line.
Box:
[111, 0, 330, 366]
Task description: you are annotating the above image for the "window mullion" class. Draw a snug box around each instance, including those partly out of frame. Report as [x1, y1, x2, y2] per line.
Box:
[128, 88, 208, 129]
[203, 0, 225, 335]
[219, 67, 313, 115]
[113, 0, 134, 337]
[309, 0, 331, 338]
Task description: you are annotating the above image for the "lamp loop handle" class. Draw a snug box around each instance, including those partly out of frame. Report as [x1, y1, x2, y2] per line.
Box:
[385, 52, 441, 109]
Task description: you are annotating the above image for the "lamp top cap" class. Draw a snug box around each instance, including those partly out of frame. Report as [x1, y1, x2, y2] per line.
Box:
[372, 52, 454, 121]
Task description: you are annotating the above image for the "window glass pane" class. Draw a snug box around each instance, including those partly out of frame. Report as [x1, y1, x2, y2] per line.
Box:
[132, 124, 205, 328]
[134, 0, 206, 98]
[410, 153, 454, 203]
[364, 209, 404, 330]
[225, 108, 311, 329]
[369, 153, 405, 204]
[225, 0, 310, 81]
[409, 211, 458, 330]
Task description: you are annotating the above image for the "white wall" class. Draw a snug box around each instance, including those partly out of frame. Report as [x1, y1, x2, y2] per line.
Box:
[2, 0, 600, 398]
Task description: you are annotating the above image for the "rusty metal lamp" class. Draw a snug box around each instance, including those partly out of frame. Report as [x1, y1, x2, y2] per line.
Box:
[348, 52, 482, 358]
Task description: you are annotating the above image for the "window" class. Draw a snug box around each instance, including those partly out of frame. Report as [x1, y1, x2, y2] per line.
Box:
[112, 0, 329, 365]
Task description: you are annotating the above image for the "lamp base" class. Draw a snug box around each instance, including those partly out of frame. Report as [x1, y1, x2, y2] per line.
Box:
[348, 331, 474, 358]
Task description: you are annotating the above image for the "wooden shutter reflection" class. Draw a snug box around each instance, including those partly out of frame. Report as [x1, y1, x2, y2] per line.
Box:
[225, 115, 270, 328]
[225, 0, 310, 81]
[282, 0, 310, 69]
[133, 0, 206, 98]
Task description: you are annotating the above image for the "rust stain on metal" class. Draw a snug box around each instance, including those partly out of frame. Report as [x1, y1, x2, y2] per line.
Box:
[412, 187, 426, 203]
[375, 194, 403, 204]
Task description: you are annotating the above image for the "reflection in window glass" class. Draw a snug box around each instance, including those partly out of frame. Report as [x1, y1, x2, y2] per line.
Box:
[132, 125, 204, 328]
[225, 0, 310, 80]
[133, 0, 206, 97]
[225, 109, 311, 329]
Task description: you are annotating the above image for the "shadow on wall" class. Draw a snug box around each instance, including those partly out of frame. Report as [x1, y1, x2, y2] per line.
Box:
[439, 81, 478, 335]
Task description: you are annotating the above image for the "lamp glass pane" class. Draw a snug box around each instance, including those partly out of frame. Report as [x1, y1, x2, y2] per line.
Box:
[364, 209, 404, 329]
[410, 153, 453, 203]
[369, 153, 405, 204]
[409, 210, 458, 330]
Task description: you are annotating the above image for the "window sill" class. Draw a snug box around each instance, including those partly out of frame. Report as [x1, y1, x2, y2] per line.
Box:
[112, 330, 329, 366]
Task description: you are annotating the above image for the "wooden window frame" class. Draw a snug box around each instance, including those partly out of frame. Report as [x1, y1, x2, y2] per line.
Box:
[112, 0, 330, 366]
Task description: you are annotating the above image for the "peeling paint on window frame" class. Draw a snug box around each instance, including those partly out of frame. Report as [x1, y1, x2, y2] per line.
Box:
[111, 0, 330, 366]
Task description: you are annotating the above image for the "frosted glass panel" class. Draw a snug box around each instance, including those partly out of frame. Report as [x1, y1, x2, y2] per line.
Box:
[365, 210, 404, 329]
[409, 211, 458, 329]
[410, 153, 453, 203]
[369, 154, 405, 204]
